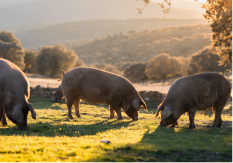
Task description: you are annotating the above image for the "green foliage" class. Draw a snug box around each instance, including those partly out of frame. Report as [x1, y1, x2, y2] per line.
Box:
[124, 63, 148, 82]
[0, 96, 231, 162]
[18, 19, 208, 48]
[71, 25, 211, 65]
[24, 50, 38, 73]
[36, 45, 82, 77]
[114, 61, 135, 71]
[94, 63, 122, 75]
[203, 0, 232, 64]
[146, 53, 183, 81]
[0, 31, 25, 70]
[188, 47, 231, 74]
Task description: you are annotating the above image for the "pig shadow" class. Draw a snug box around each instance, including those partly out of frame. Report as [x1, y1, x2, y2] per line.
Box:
[133, 124, 232, 161]
[0, 119, 132, 137]
[90, 125, 232, 162]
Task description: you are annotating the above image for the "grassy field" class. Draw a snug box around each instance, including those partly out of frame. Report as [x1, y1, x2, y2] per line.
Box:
[0, 96, 231, 162]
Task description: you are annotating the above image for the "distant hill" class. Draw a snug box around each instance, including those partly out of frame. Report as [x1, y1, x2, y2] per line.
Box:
[14, 18, 208, 48]
[0, 0, 208, 48]
[69, 24, 211, 65]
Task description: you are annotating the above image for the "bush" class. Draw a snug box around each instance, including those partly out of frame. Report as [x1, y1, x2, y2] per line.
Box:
[0, 31, 25, 70]
[94, 63, 122, 75]
[124, 63, 148, 82]
[36, 45, 79, 77]
[114, 61, 135, 71]
[24, 50, 38, 73]
[145, 53, 183, 81]
[188, 47, 231, 74]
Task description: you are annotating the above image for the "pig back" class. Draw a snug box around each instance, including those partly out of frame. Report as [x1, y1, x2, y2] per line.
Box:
[61, 67, 138, 103]
[0, 59, 29, 100]
[165, 72, 231, 111]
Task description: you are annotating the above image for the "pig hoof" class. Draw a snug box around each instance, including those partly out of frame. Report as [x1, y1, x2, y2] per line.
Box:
[189, 125, 195, 129]
[117, 117, 123, 120]
[212, 124, 221, 128]
[68, 115, 74, 119]
[76, 115, 81, 118]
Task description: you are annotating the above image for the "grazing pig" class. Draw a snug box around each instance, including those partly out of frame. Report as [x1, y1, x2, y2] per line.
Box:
[54, 85, 64, 103]
[61, 67, 147, 120]
[0, 59, 36, 130]
[155, 72, 231, 129]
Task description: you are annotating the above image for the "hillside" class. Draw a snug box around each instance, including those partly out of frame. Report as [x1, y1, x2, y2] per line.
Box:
[69, 24, 211, 65]
[15, 18, 208, 48]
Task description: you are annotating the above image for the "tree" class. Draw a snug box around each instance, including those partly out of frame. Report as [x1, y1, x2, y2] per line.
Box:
[24, 50, 38, 73]
[94, 63, 122, 75]
[0, 31, 25, 70]
[137, 0, 171, 18]
[124, 63, 148, 82]
[145, 53, 182, 81]
[202, 0, 232, 65]
[36, 45, 79, 77]
[188, 47, 231, 74]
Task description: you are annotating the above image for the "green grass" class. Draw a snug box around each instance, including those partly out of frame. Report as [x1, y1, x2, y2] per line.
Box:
[0, 96, 231, 162]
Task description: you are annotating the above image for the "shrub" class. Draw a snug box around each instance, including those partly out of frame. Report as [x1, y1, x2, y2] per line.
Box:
[188, 47, 231, 74]
[36, 45, 79, 77]
[0, 31, 25, 70]
[94, 63, 122, 75]
[24, 50, 38, 73]
[114, 61, 135, 71]
[145, 53, 183, 81]
[124, 63, 148, 82]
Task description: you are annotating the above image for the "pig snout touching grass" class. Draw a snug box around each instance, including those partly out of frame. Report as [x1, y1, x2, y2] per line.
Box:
[155, 72, 231, 129]
[61, 67, 147, 120]
[0, 59, 36, 130]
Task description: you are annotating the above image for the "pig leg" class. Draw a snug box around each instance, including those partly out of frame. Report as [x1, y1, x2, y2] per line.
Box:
[188, 108, 196, 129]
[109, 105, 115, 119]
[66, 98, 74, 119]
[0, 106, 7, 126]
[2, 112, 7, 126]
[212, 105, 223, 128]
[73, 98, 81, 118]
[111, 103, 123, 120]
[0, 106, 2, 121]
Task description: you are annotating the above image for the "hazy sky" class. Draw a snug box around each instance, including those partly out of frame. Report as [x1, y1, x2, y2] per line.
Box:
[151, 0, 206, 10]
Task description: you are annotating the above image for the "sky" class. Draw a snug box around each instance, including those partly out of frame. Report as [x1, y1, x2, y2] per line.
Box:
[151, 0, 207, 10]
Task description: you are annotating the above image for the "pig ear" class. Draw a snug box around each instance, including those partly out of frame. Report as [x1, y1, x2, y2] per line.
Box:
[11, 104, 23, 124]
[132, 99, 141, 111]
[28, 103, 36, 119]
[140, 99, 147, 110]
[161, 107, 172, 120]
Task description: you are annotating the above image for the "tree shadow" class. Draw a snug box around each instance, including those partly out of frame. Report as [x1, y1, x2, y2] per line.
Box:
[132, 123, 232, 161]
[88, 122, 232, 162]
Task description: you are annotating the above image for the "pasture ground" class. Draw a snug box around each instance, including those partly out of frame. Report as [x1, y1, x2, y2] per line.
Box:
[0, 96, 232, 162]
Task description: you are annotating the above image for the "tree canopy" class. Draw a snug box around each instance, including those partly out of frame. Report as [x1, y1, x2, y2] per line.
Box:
[36, 45, 82, 77]
[203, 0, 232, 65]
[0, 31, 25, 70]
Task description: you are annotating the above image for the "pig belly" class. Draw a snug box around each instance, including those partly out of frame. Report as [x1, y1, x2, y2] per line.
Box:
[79, 94, 110, 104]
